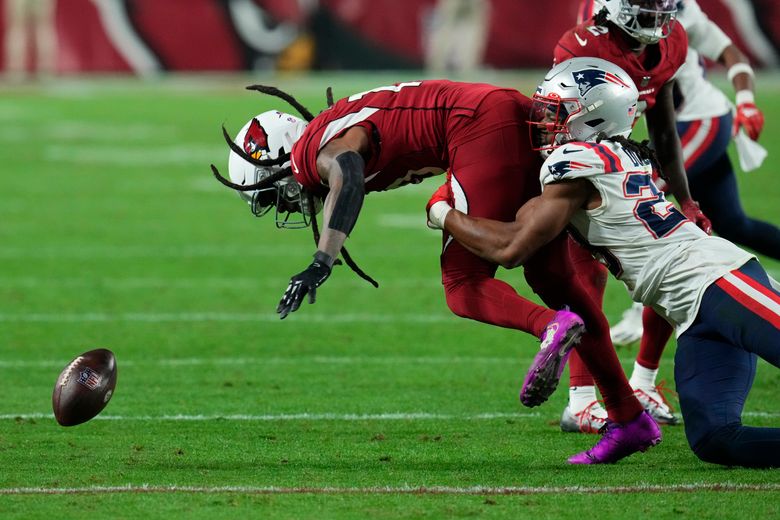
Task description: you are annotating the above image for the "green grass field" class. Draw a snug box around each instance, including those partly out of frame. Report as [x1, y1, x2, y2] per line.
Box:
[1, 72, 780, 519]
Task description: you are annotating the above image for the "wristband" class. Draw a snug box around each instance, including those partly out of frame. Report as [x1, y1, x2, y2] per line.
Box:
[727, 63, 754, 82]
[735, 90, 755, 106]
[313, 250, 335, 269]
[428, 200, 452, 230]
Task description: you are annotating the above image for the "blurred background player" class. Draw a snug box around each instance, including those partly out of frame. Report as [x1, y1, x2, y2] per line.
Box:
[212, 80, 655, 464]
[581, 1, 780, 410]
[429, 56, 780, 467]
[425, 0, 490, 72]
[4, 0, 56, 81]
[552, 0, 713, 432]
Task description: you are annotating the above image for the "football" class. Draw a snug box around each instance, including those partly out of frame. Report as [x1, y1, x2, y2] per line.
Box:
[52, 349, 118, 426]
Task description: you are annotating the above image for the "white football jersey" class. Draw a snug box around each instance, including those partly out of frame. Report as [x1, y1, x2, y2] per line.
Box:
[541, 141, 753, 334]
[674, 0, 733, 121]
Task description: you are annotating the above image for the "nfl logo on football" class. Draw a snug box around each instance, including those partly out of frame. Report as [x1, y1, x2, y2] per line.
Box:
[77, 367, 102, 390]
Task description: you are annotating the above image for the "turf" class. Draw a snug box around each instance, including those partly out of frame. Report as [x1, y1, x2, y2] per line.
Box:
[1, 72, 779, 518]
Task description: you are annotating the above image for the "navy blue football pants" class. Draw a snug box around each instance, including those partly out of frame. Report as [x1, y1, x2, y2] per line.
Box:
[678, 113, 780, 260]
[675, 259, 780, 467]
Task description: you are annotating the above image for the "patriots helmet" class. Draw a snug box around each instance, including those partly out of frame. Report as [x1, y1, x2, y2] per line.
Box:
[601, 0, 677, 44]
[529, 57, 638, 156]
[227, 110, 319, 228]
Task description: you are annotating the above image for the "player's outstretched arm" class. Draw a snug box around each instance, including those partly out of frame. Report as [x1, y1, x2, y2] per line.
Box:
[276, 127, 369, 319]
[432, 180, 590, 269]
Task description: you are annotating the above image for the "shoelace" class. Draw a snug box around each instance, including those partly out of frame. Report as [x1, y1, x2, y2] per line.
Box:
[575, 400, 607, 434]
[653, 379, 678, 411]
[635, 379, 678, 413]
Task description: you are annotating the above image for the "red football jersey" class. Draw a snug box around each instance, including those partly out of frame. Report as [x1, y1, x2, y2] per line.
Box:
[554, 20, 688, 114]
[290, 80, 517, 195]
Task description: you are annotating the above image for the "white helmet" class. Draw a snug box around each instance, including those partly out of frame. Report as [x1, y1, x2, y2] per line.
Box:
[226, 110, 318, 228]
[601, 0, 677, 44]
[529, 57, 638, 156]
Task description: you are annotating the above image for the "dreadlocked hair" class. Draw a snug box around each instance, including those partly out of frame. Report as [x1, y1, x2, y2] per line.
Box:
[245, 85, 316, 122]
[212, 84, 378, 288]
[595, 133, 663, 177]
[210, 164, 292, 192]
[325, 86, 335, 108]
[593, 7, 609, 26]
[220, 124, 291, 168]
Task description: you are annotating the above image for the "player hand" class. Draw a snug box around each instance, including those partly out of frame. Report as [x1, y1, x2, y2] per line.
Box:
[427, 181, 453, 230]
[734, 101, 764, 141]
[680, 199, 712, 235]
[277, 256, 332, 319]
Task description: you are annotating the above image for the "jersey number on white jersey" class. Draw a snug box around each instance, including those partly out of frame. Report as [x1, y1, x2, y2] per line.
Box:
[624, 173, 687, 238]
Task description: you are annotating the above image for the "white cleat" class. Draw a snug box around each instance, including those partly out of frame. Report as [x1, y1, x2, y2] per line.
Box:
[610, 302, 644, 346]
[633, 382, 680, 425]
[560, 401, 608, 434]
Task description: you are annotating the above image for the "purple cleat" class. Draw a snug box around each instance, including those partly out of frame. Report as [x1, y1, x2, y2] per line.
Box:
[567, 411, 662, 464]
[520, 309, 585, 408]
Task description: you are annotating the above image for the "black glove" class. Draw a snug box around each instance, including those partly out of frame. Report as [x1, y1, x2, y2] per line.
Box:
[277, 252, 333, 319]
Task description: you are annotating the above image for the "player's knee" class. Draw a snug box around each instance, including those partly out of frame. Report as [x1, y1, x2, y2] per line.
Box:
[442, 277, 494, 320]
[691, 423, 741, 466]
[442, 279, 469, 317]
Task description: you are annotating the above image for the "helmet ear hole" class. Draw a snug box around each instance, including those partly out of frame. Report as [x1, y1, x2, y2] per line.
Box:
[585, 118, 605, 127]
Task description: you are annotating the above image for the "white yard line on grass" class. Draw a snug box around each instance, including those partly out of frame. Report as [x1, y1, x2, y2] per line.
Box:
[377, 214, 438, 231]
[0, 244, 428, 259]
[0, 412, 538, 421]
[2, 411, 777, 421]
[2, 483, 780, 496]
[0, 122, 166, 142]
[0, 276, 442, 289]
[0, 355, 673, 369]
[0, 312, 457, 323]
[44, 145, 225, 165]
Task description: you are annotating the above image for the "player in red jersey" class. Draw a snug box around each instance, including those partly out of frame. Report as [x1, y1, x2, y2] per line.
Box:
[211, 80, 655, 463]
[552, 0, 712, 432]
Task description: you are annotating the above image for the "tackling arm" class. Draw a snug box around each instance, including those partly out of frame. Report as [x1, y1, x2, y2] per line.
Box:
[441, 180, 592, 269]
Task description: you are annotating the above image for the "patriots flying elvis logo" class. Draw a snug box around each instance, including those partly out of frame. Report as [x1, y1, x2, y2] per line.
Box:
[571, 68, 631, 96]
[548, 160, 588, 179]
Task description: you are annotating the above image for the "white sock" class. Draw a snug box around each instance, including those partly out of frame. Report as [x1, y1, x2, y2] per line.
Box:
[629, 361, 658, 390]
[569, 386, 600, 414]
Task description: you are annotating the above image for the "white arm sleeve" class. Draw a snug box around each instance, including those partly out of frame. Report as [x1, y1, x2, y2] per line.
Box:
[679, 0, 732, 61]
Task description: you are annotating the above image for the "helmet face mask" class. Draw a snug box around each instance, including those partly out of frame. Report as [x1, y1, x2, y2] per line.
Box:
[606, 0, 677, 44]
[272, 175, 321, 229]
[240, 165, 278, 217]
[529, 94, 581, 156]
[240, 165, 321, 229]
[530, 57, 639, 156]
